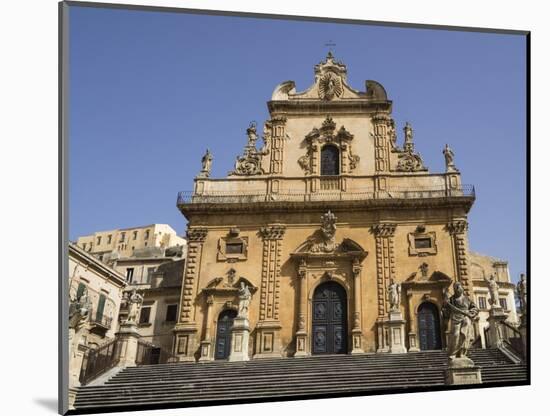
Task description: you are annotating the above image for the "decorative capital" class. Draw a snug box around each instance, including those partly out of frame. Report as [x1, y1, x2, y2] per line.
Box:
[259, 225, 286, 240]
[371, 223, 397, 238]
[446, 220, 468, 235]
[186, 227, 208, 243]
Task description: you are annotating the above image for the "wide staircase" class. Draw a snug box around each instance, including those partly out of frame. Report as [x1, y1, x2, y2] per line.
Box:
[73, 348, 527, 411]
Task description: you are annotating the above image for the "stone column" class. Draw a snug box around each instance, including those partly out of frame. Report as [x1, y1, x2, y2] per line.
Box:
[199, 295, 214, 362]
[351, 259, 364, 354]
[173, 227, 208, 362]
[268, 117, 287, 175]
[372, 113, 391, 174]
[406, 291, 420, 352]
[116, 321, 141, 367]
[294, 260, 309, 357]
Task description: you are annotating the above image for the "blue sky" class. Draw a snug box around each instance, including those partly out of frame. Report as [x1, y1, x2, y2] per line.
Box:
[69, 6, 526, 281]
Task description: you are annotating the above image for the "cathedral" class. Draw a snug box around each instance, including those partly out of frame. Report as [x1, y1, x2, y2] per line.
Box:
[173, 52, 481, 361]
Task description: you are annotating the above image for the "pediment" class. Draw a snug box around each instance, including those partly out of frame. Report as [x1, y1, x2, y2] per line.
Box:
[291, 235, 367, 259]
[403, 270, 453, 286]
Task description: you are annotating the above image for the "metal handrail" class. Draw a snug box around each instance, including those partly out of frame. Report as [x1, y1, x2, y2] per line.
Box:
[79, 338, 121, 385]
[177, 185, 475, 205]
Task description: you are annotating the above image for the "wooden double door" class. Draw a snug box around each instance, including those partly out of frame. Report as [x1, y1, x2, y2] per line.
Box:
[312, 282, 348, 354]
[417, 302, 442, 351]
[215, 309, 237, 360]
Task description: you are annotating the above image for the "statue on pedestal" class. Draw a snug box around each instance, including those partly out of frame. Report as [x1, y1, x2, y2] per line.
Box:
[237, 281, 251, 319]
[443, 282, 479, 362]
[484, 274, 501, 309]
[387, 279, 401, 312]
[126, 289, 144, 324]
[443, 144, 457, 172]
[198, 149, 213, 177]
[517, 273, 527, 315]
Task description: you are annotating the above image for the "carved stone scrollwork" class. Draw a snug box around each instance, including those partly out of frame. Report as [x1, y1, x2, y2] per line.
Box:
[348, 149, 360, 171]
[318, 72, 344, 101]
[230, 122, 269, 176]
[394, 122, 428, 172]
[371, 223, 397, 238]
[186, 228, 208, 242]
[259, 225, 286, 240]
[446, 220, 468, 235]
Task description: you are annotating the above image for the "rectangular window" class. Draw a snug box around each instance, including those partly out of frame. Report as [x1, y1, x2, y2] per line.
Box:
[133, 231, 138, 240]
[96, 294, 106, 321]
[499, 298, 508, 310]
[96, 236, 102, 245]
[165, 304, 178, 322]
[82, 243, 86, 250]
[139, 306, 151, 324]
[126, 268, 134, 282]
[76, 283, 86, 299]
[478, 296, 487, 310]
[120, 232, 126, 243]
[107, 234, 112, 244]
[144, 230, 150, 240]
[414, 238, 432, 249]
[226, 242, 244, 254]
[146, 267, 155, 283]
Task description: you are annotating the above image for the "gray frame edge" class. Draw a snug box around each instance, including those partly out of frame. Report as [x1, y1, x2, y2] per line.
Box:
[59, 1, 70, 414]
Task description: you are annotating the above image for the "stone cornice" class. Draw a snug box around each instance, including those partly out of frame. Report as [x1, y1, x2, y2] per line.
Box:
[268, 99, 392, 116]
[186, 228, 208, 242]
[179, 196, 474, 217]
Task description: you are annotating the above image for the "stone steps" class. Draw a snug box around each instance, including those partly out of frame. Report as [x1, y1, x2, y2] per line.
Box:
[73, 348, 527, 411]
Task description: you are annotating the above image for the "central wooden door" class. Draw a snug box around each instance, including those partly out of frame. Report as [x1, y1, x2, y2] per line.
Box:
[215, 309, 237, 360]
[417, 302, 442, 350]
[312, 281, 347, 354]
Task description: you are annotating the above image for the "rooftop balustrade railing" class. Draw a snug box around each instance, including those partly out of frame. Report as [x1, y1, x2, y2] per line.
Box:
[177, 185, 475, 205]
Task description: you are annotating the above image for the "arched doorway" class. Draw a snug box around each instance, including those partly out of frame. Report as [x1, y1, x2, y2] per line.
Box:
[214, 309, 237, 360]
[312, 281, 347, 354]
[320, 145, 340, 176]
[417, 302, 442, 351]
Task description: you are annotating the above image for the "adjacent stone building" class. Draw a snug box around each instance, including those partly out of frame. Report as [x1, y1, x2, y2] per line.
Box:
[470, 252, 519, 348]
[76, 223, 187, 261]
[172, 53, 510, 362]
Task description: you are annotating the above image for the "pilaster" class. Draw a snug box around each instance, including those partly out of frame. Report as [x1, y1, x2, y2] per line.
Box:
[268, 117, 287, 174]
[174, 227, 208, 361]
[254, 225, 286, 358]
[446, 220, 471, 295]
[294, 260, 309, 357]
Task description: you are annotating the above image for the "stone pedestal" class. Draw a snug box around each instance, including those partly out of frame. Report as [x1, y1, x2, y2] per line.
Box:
[199, 340, 213, 362]
[487, 307, 507, 348]
[173, 324, 199, 362]
[254, 321, 283, 359]
[294, 331, 309, 357]
[445, 357, 482, 385]
[229, 317, 250, 362]
[116, 321, 141, 367]
[351, 328, 365, 354]
[407, 332, 420, 352]
[387, 311, 407, 353]
[377, 312, 407, 353]
[519, 322, 527, 356]
[68, 343, 88, 388]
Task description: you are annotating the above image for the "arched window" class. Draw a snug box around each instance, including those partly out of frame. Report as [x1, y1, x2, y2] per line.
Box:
[320, 145, 340, 176]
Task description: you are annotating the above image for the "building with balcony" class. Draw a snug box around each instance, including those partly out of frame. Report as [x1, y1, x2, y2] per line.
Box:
[68, 242, 126, 349]
[171, 53, 509, 362]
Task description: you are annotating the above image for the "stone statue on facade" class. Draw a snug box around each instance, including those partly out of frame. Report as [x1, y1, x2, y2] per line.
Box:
[126, 289, 144, 324]
[403, 122, 414, 152]
[395, 121, 427, 172]
[69, 286, 91, 357]
[443, 282, 479, 364]
[198, 149, 213, 177]
[484, 274, 501, 309]
[517, 273, 527, 315]
[443, 144, 457, 172]
[387, 279, 401, 312]
[237, 281, 251, 319]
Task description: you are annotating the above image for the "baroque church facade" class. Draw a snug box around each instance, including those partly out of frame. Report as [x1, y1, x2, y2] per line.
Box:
[173, 53, 477, 361]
